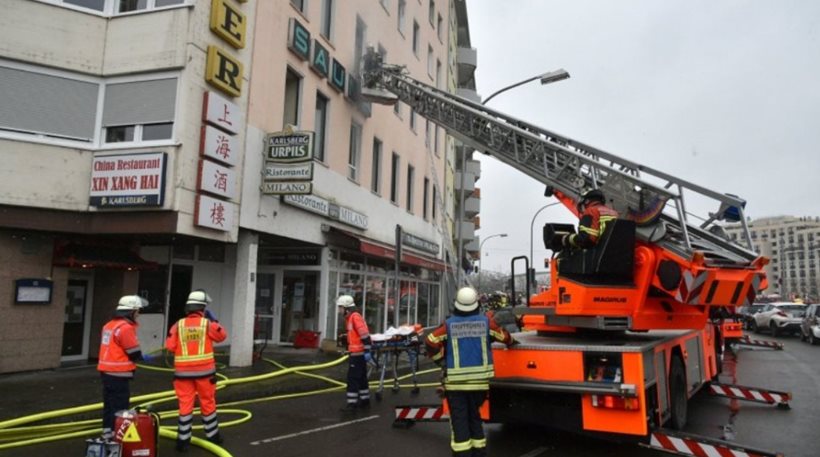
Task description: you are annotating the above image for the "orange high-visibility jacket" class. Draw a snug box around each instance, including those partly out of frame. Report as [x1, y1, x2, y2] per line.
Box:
[568, 201, 619, 249]
[345, 311, 371, 354]
[97, 318, 141, 377]
[166, 312, 227, 378]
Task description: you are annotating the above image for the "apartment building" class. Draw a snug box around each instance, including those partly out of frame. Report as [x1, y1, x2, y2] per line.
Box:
[725, 215, 820, 301]
[0, 0, 460, 373]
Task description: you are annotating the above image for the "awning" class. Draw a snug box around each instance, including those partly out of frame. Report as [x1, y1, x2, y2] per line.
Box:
[326, 227, 446, 271]
[53, 242, 159, 271]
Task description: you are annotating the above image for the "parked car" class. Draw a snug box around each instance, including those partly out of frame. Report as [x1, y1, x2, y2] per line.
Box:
[750, 302, 807, 336]
[800, 303, 820, 345]
[737, 304, 766, 330]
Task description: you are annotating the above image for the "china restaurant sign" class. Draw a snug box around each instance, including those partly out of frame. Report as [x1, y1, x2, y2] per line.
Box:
[89, 152, 167, 207]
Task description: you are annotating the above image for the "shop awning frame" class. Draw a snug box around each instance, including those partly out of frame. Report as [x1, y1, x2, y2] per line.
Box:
[326, 226, 446, 271]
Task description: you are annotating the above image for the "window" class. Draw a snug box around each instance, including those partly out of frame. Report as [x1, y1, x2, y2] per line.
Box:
[436, 59, 442, 88]
[394, 101, 402, 117]
[314, 92, 329, 162]
[427, 45, 434, 77]
[372, 138, 382, 194]
[390, 152, 400, 203]
[409, 107, 416, 131]
[428, 0, 435, 25]
[423, 177, 430, 220]
[103, 78, 177, 143]
[432, 185, 437, 220]
[291, 0, 305, 12]
[64, 0, 105, 10]
[437, 13, 443, 41]
[321, 0, 334, 39]
[284, 68, 302, 128]
[348, 123, 362, 181]
[0, 65, 99, 142]
[434, 125, 439, 155]
[397, 0, 406, 34]
[412, 21, 420, 55]
[425, 120, 431, 147]
[380, 0, 389, 11]
[354, 16, 367, 75]
[118, 0, 186, 13]
[406, 165, 415, 212]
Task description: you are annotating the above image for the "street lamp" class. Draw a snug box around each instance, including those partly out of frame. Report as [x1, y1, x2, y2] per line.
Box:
[456, 69, 570, 287]
[530, 202, 562, 281]
[477, 233, 508, 293]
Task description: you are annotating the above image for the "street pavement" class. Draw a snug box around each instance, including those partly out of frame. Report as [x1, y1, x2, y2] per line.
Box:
[1, 333, 817, 457]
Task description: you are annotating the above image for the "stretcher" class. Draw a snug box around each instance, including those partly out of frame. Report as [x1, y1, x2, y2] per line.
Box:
[370, 326, 422, 400]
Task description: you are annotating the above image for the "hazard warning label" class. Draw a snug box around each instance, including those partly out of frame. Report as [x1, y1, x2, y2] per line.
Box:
[121, 422, 142, 443]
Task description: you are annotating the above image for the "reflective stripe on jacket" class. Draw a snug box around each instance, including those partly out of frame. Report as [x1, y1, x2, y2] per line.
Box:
[97, 318, 140, 377]
[166, 312, 227, 378]
[569, 201, 619, 248]
[345, 311, 371, 354]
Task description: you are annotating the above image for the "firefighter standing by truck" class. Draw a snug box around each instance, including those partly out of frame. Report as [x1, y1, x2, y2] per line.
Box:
[97, 295, 150, 441]
[425, 287, 514, 457]
[337, 294, 373, 412]
[561, 188, 619, 249]
[166, 289, 227, 452]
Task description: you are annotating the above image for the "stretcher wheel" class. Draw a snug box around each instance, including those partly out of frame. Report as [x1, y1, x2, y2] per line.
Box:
[375, 392, 383, 401]
[392, 385, 400, 393]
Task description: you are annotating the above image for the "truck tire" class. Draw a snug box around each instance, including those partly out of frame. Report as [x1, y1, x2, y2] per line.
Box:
[669, 356, 687, 430]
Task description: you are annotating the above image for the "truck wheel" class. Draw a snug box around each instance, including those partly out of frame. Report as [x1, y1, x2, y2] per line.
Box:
[669, 356, 687, 430]
[770, 322, 779, 337]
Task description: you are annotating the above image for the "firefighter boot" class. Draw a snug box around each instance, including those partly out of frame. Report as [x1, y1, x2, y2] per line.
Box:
[207, 432, 224, 445]
[175, 438, 190, 453]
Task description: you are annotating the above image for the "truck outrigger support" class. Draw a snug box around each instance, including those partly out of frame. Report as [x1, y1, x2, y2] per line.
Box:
[708, 382, 792, 409]
[643, 429, 784, 457]
[393, 404, 448, 428]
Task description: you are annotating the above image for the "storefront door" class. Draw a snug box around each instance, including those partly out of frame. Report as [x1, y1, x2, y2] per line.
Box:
[61, 275, 94, 361]
[255, 272, 276, 343]
[279, 271, 319, 344]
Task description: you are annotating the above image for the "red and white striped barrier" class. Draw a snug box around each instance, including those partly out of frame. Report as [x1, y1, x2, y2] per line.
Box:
[709, 382, 791, 406]
[646, 429, 783, 457]
[394, 405, 449, 422]
[735, 336, 784, 350]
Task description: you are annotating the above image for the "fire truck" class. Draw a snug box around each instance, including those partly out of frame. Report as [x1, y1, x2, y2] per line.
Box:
[361, 49, 789, 456]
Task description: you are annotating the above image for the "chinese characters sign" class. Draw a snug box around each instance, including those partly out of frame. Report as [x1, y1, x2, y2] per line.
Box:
[195, 194, 237, 232]
[198, 159, 237, 200]
[89, 152, 167, 208]
[201, 125, 239, 166]
[203, 91, 240, 134]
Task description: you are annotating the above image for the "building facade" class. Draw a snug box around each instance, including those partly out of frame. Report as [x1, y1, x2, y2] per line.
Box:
[725, 216, 820, 301]
[0, 0, 463, 373]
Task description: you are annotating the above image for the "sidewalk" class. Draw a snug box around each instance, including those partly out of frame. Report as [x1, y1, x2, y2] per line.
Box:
[0, 346, 426, 423]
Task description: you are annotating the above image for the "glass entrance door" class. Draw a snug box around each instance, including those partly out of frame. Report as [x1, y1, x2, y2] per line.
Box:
[255, 273, 276, 343]
[280, 271, 319, 344]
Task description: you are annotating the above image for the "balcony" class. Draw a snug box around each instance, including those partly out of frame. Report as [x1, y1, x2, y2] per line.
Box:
[465, 159, 481, 181]
[456, 88, 481, 104]
[464, 239, 480, 253]
[454, 172, 476, 192]
[456, 220, 476, 242]
[463, 194, 480, 217]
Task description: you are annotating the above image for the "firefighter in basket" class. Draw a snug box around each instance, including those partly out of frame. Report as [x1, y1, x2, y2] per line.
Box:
[425, 287, 515, 456]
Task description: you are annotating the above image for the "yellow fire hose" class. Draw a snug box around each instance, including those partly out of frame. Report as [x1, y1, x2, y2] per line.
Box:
[0, 353, 441, 456]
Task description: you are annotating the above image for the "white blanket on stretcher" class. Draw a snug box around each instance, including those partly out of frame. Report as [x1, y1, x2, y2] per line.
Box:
[371, 325, 416, 341]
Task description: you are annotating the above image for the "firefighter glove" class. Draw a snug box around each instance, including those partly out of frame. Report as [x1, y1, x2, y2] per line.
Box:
[204, 310, 218, 322]
[364, 351, 373, 363]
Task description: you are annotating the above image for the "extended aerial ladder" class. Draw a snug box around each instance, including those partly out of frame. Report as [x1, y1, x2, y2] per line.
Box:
[362, 48, 768, 332]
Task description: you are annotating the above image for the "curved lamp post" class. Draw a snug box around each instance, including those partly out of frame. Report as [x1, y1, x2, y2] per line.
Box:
[477, 233, 508, 293]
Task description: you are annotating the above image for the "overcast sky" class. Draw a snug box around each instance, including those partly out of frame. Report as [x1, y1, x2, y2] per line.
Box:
[465, 0, 820, 273]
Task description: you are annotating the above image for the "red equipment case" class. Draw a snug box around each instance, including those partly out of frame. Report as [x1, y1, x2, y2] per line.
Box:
[114, 408, 159, 457]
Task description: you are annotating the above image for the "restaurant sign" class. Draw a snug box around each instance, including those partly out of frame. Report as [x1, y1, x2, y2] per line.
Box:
[89, 152, 167, 208]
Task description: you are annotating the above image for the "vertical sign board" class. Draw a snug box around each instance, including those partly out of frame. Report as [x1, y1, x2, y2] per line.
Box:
[205, 45, 244, 98]
[195, 194, 237, 232]
[200, 124, 239, 167]
[261, 128, 315, 196]
[202, 91, 241, 134]
[209, 0, 246, 49]
[89, 152, 167, 207]
[198, 159, 238, 200]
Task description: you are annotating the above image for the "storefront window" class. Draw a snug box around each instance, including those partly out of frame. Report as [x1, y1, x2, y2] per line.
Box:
[365, 275, 386, 332]
[325, 270, 339, 340]
[417, 282, 430, 327]
[137, 267, 167, 314]
[430, 284, 441, 324]
[366, 257, 391, 275]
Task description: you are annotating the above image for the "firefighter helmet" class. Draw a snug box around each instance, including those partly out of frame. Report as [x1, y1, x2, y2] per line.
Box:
[185, 290, 211, 313]
[577, 188, 605, 211]
[116, 295, 147, 312]
[336, 295, 356, 308]
[454, 287, 479, 312]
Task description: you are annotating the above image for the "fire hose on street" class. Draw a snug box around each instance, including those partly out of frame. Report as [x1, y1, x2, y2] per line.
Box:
[0, 353, 442, 456]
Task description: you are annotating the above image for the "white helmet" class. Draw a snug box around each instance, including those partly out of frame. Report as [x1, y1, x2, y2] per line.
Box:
[336, 295, 355, 308]
[454, 287, 479, 312]
[186, 290, 212, 306]
[117, 295, 147, 312]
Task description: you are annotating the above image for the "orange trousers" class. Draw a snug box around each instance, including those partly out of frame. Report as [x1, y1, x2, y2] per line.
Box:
[173, 377, 217, 416]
